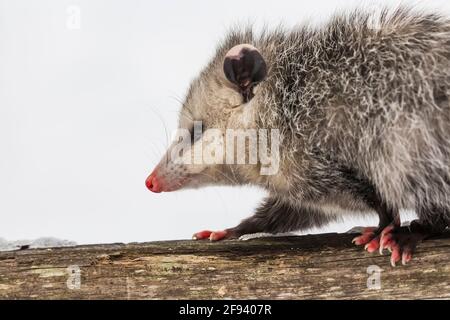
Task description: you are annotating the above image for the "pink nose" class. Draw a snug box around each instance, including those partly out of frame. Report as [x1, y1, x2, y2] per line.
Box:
[145, 172, 162, 193]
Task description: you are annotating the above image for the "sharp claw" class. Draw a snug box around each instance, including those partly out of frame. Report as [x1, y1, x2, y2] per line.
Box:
[402, 252, 412, 265]
[379, 242, 384, 255]
[390, 256, 396, 267]
[401, 254, 408, 266]
[390, 245, 402, 267]
[379, 239, 389, 255]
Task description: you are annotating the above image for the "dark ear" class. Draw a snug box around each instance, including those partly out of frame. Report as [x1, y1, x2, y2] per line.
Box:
[223, 44, 267, 102]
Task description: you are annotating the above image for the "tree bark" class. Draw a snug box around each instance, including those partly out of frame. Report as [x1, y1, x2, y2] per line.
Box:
[0, 232, 449, 299]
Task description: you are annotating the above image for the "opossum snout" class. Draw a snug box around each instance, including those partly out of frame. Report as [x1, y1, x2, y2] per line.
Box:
[145, 163, 190, 193]
[145, 171, 163, 193]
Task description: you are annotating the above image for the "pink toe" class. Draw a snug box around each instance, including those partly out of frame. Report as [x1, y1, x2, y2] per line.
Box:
[390, 245, 401, 267]
[402, 251, 412, 265]
[353, 231, 375, 246]
[380, 233, 392, 248]
[365, 237, 380, 253]
[193, 230, 213, 240]
[210, 230, 228, 241]
[381, 224, 395, 236]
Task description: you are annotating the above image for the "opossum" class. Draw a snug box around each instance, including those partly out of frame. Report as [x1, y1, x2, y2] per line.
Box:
[145, 7, 450, 266]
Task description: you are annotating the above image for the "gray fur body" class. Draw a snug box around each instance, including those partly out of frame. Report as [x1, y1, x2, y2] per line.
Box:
[153, 8, 450, 239]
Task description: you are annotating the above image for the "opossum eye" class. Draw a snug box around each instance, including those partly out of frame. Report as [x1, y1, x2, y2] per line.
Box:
[223, 44, 267, 103]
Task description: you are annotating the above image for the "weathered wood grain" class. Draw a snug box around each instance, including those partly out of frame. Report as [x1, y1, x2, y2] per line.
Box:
[0, 232, 449, 299]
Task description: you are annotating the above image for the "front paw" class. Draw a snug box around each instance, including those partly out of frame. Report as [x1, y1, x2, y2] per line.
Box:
[192, 229, 237, 241]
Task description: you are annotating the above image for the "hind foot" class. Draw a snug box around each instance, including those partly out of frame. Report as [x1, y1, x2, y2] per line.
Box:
[380, 222, 434, 266]
[354, 221, 437, 266]
[352, 223, 398, 253]
[192, 229, 237, 241]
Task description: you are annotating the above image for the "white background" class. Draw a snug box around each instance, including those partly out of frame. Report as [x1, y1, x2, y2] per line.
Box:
[1, 0, 448, 245]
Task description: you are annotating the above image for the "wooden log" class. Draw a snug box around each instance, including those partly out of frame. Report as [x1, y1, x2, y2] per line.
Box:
[0, 232, 449, 299]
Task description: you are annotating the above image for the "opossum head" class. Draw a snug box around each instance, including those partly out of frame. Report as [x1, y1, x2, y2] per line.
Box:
[146, 43, 279, 193]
